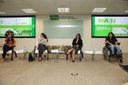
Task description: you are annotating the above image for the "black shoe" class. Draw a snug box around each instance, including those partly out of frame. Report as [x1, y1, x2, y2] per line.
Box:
[72, 60, 75, 62]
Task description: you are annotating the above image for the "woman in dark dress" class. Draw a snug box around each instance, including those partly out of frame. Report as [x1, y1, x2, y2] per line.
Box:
[67, 33, 83, 62]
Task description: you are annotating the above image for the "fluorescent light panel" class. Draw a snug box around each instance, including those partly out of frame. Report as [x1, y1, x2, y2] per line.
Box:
[22, 9, 36, 13]
[92, 8, 106, 12]
[125, 10, 128, 13]
[56, 25, 76, 28]
[57, 8, 69, 13]
[0, 11, 6, 14]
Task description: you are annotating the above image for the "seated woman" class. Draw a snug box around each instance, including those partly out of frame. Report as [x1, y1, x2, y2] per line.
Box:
[2, 30, 16, 62]
[37, 33, 48, 61]
[105, 32, 122, 62]
[67, 33, 83, 62]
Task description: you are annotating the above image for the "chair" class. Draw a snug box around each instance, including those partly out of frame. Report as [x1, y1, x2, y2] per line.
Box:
[2, 45, 17, 61]
[102, 43, 123, 63]
[7, 48, 17, 61]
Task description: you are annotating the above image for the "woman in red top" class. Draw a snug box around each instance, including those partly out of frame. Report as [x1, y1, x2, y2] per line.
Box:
[2, 31, 16, 61]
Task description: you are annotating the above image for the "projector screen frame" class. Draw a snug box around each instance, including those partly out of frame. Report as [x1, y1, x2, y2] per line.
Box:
[91, 15, 128, 38]
[0, 15, 36, 38]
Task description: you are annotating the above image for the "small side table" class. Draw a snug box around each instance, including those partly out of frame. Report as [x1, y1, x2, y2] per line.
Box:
[85, 50, 102, 62]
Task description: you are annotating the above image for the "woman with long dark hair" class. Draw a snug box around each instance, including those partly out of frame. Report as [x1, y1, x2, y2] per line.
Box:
[37, 33, 48, 61]
[67, 33, 83, 62]
[105, 32, 121, 56]
[2, 30, 16, 61]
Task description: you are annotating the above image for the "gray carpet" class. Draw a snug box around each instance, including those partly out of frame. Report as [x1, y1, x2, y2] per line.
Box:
[0, 54, 128, 85]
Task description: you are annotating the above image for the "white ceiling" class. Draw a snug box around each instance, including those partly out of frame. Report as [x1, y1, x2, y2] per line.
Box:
[0, 0, 128, 15]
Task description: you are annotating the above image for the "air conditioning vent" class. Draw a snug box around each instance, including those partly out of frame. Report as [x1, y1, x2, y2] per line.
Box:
[0, 0, 5, 3]
[123, 0, 128, 1]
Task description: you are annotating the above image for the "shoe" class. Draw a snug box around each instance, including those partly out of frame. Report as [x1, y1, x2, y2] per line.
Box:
[72, 60, 75, 62]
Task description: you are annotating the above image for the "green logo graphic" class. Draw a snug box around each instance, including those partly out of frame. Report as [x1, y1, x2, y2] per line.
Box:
[98, 18, 115, 23]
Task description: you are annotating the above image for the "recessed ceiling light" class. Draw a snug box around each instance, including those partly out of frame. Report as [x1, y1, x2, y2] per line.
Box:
[57, 8, 69, 13]
[92, 8, 107, 12]
[22, 9, 36, 13]
[0, 11, 6, 14]
[125, 10, 128, 13]
[56, 25, 76, 28]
